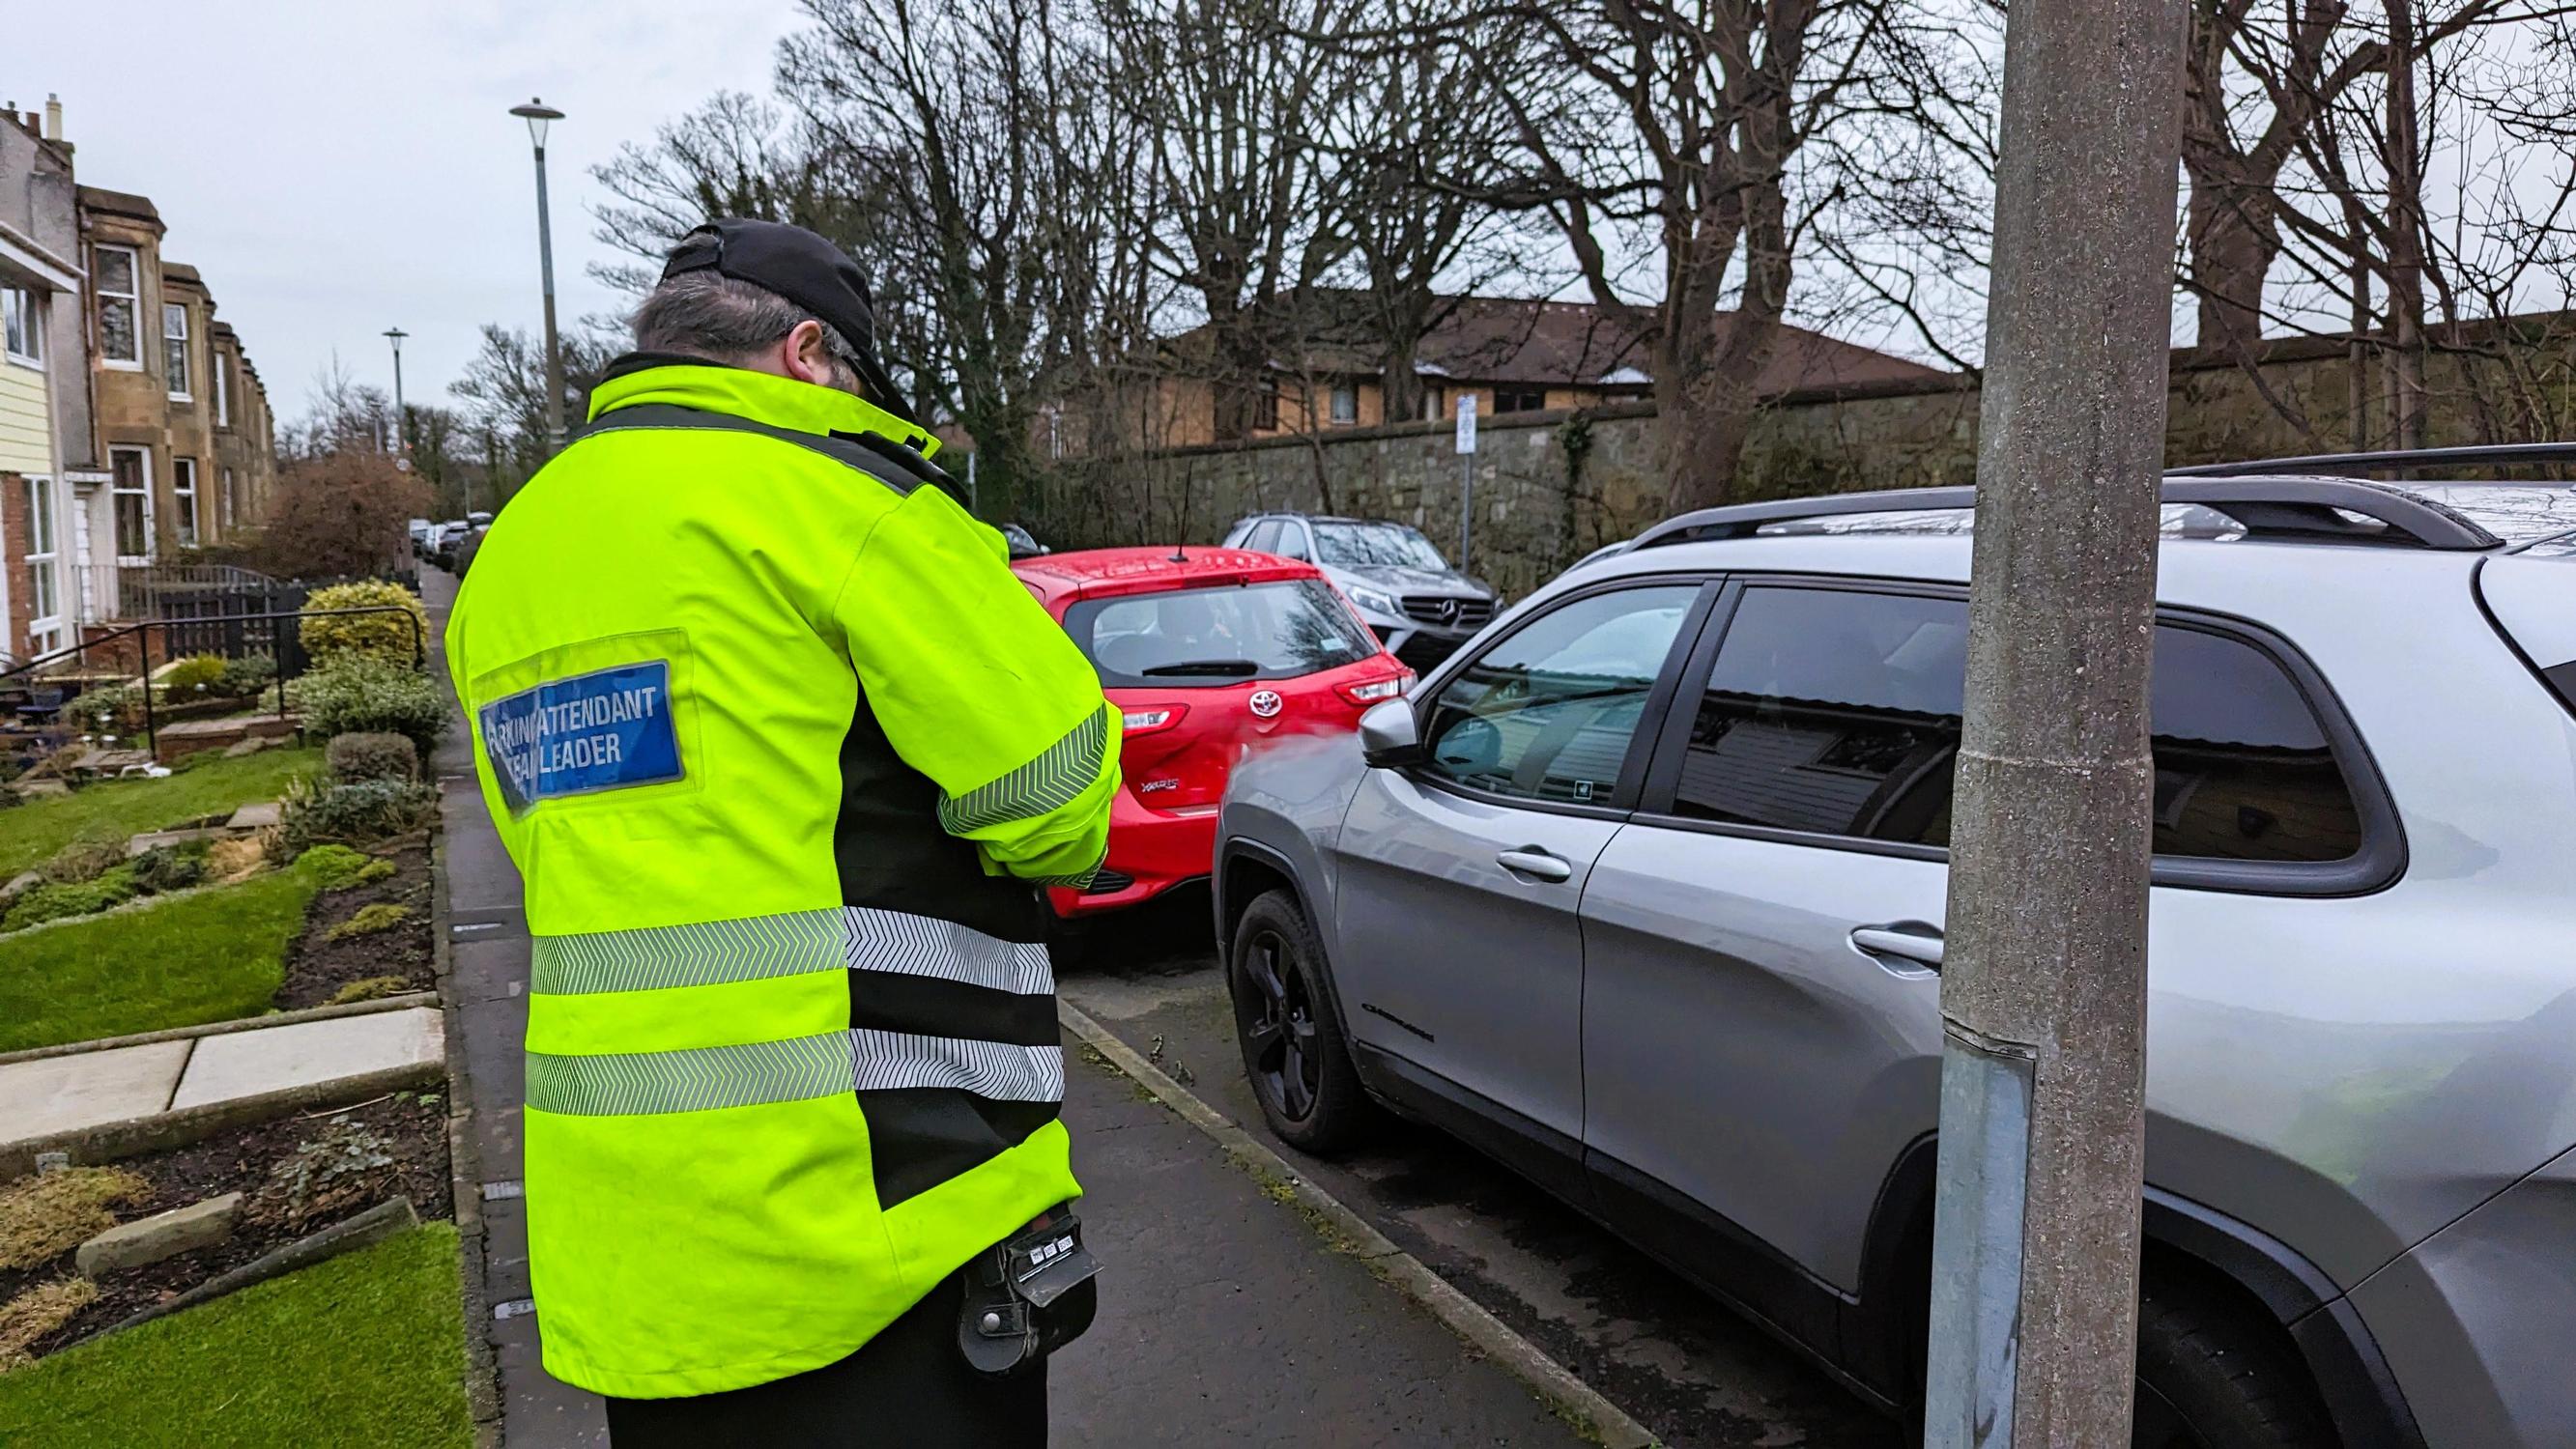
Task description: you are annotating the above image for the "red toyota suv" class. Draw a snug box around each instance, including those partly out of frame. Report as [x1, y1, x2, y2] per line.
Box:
[1013, 546, 1412, 917]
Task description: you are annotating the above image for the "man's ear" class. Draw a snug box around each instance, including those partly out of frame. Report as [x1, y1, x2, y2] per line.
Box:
[781, 319, 837, 386]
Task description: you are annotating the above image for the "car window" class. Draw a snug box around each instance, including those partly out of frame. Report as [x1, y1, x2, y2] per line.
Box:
[1421, 585, 1697, 806]
[1313, 520, 1443, 570]
[1065, 579, 1376, 688]
[1242, 520, 1281, 553]
[1668, 585, 2364, 863]
[1274, 524, 1310, 560]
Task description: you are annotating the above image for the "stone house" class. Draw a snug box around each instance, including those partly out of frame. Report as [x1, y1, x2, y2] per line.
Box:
[0, 98, 280, 669]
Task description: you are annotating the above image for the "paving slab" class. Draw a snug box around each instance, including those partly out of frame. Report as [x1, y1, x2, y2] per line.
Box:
[125, 826, 231, 857]
[168, 1007, 444, 1111]
[0, 1039, 191, 1144]
[224, 801, 283, 830]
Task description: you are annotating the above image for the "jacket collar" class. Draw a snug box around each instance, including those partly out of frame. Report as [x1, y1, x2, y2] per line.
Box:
[587, 354, 940, 458]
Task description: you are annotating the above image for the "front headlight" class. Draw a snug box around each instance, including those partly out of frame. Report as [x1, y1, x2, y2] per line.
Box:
[1346, 585, 1399, 618]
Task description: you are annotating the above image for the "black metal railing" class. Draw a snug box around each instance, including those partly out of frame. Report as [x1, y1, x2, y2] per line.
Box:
[0, 606, 427, 760]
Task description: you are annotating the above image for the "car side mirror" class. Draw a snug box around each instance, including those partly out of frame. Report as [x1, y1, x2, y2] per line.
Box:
[1358, 698, 1423, 769]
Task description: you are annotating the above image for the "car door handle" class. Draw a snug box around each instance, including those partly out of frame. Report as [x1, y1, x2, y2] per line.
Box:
[1496, 848, 1574, 883]
[1849, 924, 1946, 971]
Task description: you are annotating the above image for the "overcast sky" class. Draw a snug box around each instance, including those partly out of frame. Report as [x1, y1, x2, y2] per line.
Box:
[6, 1, 802, 423]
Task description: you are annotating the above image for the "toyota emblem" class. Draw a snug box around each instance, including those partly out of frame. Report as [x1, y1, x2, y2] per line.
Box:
[1249, 690, 1284, 719]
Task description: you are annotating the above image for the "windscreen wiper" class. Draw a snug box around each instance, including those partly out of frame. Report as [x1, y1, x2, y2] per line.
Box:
[1141, 660, 1261, 677]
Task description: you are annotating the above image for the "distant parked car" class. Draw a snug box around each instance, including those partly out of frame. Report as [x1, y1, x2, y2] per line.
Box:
[1001, 523, 1048, 559]
[409, 518, 433, 555]
[1012, 545, 1410, 919]
[1220, 513, 1498, 671]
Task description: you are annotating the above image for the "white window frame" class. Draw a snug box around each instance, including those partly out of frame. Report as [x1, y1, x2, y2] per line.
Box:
[95, 243, 142, 369]
[110, 444, 155, 564]
[2, 286, 42, 366]
[23, 475, 62, 652]
[1330, 381, 1359, 426]
[215, 348, 232, 427]
[172, 457, 200, 548]
[163, 301, 192, 400]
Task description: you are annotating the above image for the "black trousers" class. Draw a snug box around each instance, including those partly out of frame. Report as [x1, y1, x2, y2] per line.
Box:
[603, 1274, 1048, 1448]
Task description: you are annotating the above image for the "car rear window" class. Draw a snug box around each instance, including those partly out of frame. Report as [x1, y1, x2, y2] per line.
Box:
[1066, 580, 1376, 688]
[1668, 585, 2366, 866]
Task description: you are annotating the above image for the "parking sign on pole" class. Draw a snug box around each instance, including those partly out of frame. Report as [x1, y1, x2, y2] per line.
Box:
[1454, 393, 1477, 565]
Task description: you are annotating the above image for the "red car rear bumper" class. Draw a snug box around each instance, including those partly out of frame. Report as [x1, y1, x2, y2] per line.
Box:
[1045, 790, 1219, 918]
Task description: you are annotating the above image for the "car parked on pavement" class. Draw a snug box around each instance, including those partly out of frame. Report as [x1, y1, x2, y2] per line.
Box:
[1219, 514, 1499, 672]
[1001, 522, 1048, 559]
[1015, 546, 1411, 919]
[1214, 458, 2576, 1448]
[409, 518, 434, 554]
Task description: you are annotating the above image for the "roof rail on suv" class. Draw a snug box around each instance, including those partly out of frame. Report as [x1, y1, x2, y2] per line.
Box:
[2167, 440, 2576, 478]
[1626, 476, 2503, 554]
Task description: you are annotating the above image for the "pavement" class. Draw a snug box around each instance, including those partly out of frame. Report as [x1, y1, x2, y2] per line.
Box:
[423, 565, 1598, 1448]
[1060, 895, 1903, 1449]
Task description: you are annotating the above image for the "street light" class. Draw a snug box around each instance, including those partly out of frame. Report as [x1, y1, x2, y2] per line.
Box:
[383, 327, 408, 455]
[509, 98, 567, 459]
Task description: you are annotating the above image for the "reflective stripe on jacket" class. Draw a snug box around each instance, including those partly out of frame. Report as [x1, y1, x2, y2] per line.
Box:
[445, 357, 1118, 1399]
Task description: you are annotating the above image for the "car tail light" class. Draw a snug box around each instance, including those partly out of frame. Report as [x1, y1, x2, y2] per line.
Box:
[1337, 673, 1413, 706]
[1122, 705, 1188, 735]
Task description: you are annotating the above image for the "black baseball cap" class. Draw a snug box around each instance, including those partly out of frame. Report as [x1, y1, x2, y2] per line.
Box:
[661, 218, 911, 421]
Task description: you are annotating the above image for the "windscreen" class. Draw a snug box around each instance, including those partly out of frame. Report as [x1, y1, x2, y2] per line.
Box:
[1312, 521, 1449, 571]
[1067, 580, 1376, 688]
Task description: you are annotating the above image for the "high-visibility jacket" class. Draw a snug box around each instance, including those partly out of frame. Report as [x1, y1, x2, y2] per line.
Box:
[445, 356, 1119, 1400]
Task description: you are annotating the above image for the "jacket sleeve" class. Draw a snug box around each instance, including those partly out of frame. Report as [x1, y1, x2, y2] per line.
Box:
[830, 486, 1120, 885]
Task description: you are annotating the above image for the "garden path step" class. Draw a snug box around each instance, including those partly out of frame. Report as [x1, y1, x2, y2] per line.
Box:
[125, 827, 236, 857]
[168, 1009, 444, 1111]
[224, 802, 282, 830]
[0, 1009, 446, 1158]
[0, 1040, 193, 1142]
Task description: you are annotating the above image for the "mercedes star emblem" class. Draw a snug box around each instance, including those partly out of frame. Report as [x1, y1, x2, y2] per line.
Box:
[1249, 690, 1284, 719]
[1435, 598, 1460, 625]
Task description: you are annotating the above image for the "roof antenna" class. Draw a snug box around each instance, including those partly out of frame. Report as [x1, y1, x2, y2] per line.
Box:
[1169, 542, 1189, 562]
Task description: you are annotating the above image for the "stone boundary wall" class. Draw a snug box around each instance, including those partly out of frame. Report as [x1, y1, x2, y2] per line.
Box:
[1031, 329, 2576, 601]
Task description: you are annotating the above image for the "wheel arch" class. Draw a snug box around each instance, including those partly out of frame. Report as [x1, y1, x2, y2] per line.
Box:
[1214, 838, 1366, 1064]
[1850, 1134, 2426, 1448]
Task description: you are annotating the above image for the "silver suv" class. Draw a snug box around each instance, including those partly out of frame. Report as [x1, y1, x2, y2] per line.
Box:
[1214, 466, 2576, 1448]
[1219, 513, 1500, 670]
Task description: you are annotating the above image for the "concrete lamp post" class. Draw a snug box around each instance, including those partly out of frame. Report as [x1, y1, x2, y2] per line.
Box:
[509, 98, 568, 460]
[383, 327, 408, 458]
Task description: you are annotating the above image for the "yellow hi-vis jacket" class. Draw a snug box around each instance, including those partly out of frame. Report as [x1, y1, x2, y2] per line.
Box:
[445, 356, 1119, 1398]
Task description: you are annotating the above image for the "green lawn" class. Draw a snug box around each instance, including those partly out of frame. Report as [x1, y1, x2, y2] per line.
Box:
[0, 1224, 472, 1449]
[0, 748, 322, 878]
[0, 859, 327, 1052]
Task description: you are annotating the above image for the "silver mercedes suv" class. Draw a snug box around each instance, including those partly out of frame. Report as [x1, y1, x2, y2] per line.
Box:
[1213, 458, 2576, 1448]
[1219, 513, 1500, 671]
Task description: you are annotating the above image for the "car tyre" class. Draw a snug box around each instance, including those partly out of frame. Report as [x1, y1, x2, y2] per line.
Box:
[1228, 890, 1370, 1154]
[2132, 1270, 2336, 1449]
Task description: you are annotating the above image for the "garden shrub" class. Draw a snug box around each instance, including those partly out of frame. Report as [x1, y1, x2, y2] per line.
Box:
[326, 731, 418, 784]
[294, 843, 375, 889]
[40, 837, 128, 887]
[299, 581, 430, 667]
[290, 657, 447, 756]
[70, 682, 146, 734]
[161, 655, 228, 694]
[283, 780, 439, 852]
[2, 866, 142, 931]
[324, 903, 413, 942]
[215, 653, 278, 699]
[130, 842, 208, 895]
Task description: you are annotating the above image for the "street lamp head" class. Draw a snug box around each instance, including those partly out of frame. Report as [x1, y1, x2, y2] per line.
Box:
[509, 98, 565, 151]
[383, 327, 408, 354]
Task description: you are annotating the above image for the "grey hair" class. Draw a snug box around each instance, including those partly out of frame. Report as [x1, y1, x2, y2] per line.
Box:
[630, 270, 868, 391]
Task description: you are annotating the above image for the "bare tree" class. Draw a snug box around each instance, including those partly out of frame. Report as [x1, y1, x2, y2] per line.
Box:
[448, 323, 622, 488]
[1445, 0, 1974, 513]
[1100, 0, 1364, 441]
[590, 91, 868, 295]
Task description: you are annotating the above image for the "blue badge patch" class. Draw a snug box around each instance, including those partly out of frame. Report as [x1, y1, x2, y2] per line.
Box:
[479, 660, 682, 813]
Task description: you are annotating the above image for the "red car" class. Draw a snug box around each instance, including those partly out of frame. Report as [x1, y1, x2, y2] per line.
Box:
[1013, 546, 1412, 917]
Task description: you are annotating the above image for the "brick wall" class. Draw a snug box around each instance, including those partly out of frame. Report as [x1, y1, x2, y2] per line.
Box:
[0, 469, 29, 659]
